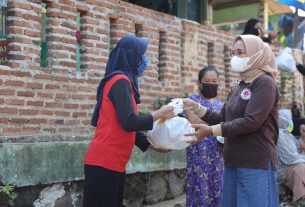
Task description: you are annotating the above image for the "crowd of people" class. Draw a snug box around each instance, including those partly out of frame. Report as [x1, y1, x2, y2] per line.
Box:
[81, 16, 305, 206]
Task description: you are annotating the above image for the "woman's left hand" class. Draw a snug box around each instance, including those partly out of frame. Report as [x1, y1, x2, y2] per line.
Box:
[185, 124, 212, 145]
[182, 98, 197, 111]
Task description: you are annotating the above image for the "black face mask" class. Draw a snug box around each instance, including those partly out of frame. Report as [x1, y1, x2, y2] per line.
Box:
[199, 83, 218, 98]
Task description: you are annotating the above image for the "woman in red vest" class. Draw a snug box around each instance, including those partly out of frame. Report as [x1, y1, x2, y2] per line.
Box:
[83, 35, 174, 207]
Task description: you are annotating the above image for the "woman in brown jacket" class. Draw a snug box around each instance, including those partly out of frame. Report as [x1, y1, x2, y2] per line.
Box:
[184, 35, 279, 207]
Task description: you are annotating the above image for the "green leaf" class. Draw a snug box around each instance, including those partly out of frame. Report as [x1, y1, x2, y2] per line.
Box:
[0, 184, 17, 205]
[8, 199, 14, 206]
[9, 192, 17, 200]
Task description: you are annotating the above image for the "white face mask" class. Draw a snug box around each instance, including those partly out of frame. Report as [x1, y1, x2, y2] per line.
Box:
[230, 56, 250, 73]
[230, 50, 264, 73]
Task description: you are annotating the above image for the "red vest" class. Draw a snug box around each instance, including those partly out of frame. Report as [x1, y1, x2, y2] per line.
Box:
[84, 74, 137, 172]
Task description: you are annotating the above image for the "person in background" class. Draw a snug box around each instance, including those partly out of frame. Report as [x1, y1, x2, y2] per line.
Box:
[278, 15, 293, 47]
[278, 14, 305, 50]
[277, 109, 305, 203]
[243, 18, 277, 43]
[185, 66, 224, 207]
[291, 101, 305, 137]
[183, 35, 280, 207]
[83, 35, 174, 207]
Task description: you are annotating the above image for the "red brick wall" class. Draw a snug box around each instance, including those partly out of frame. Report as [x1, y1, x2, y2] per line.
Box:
[0, 0, 303, 139]
[181, 20, 239, 100]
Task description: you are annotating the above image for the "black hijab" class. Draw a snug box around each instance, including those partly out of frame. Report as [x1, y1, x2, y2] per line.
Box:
[91, 34, 149, 127]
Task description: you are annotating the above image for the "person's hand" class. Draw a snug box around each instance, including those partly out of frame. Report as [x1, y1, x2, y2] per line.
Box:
[185, 124, 212, 145]
[151, 105, 174, 121]
[269, 31, 277, 39]
[158, 105, 174, 119]
[257, 26, 265, 36]
[182, 98, 197, 111]
[149, 144, 171, 153]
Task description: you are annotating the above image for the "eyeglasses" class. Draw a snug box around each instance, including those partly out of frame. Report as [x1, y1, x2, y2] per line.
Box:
[230, 49, 246, 57]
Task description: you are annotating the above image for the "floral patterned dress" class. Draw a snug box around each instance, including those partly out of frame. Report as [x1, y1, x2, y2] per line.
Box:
[186, 94, 224, 207]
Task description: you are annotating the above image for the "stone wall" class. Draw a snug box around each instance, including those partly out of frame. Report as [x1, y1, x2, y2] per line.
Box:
[0, 170, 186, 207]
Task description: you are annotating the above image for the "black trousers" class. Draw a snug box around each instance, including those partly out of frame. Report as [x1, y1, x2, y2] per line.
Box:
[83, 165, 126, 207]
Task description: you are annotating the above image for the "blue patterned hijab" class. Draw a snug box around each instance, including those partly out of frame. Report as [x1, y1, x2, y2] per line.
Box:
[91, 35, 149, 127]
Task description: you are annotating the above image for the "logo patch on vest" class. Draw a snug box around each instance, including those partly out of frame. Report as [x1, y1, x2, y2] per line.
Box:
[241, 88, 251, 100]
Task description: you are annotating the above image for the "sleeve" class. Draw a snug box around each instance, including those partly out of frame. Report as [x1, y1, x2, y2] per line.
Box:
[221, 77, 278, 138]
[108, 79, 153, 132]
[188, 95, 225, 125]
[135, 131, 150, 152]
[201, 104, 226, 125]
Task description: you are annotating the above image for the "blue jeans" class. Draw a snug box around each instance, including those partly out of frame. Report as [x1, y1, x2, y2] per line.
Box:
[221, 162, 279, 207]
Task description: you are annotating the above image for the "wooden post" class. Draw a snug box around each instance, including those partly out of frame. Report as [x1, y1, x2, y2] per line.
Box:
[263, 1, 269, 31]
[203, 0, 213, 25]
[293, 8, 299, 48]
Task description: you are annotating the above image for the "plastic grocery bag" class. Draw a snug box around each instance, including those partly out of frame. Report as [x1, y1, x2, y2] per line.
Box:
[275, 47, 297, 73]
[147, 116, 196, 150]
[168, 98, 183, 115]
[216, 136, 225, 144]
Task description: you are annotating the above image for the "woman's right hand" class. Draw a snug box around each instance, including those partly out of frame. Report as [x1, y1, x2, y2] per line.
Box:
[151, 105, 174, 121]
[185, 124, 212, 145]
[158, 105, 174, 119]
[182, 98, 197, 111]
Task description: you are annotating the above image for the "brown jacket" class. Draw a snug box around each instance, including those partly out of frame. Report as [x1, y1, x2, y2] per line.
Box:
[203, 75, 279, 170]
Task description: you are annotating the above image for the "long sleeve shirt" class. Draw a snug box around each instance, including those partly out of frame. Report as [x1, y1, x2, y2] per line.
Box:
[202, 75, 279, 169]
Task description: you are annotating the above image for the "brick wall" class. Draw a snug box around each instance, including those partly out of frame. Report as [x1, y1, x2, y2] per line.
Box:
[0, 0, 304, 140]
[181, 20, 239, 100]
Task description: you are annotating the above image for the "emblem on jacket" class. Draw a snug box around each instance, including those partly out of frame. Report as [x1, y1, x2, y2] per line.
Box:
[241, 88, 251, 100]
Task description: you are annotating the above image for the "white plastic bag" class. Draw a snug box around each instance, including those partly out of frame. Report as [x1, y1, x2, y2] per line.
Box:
[168, 98, 183, 115]
[147, 116, 196, 150]
[275, 47, 297, 73]
[216, 136, 225, 144]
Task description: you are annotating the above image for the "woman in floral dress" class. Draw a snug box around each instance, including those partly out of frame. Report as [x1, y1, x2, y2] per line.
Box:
[185, 66, 224, 207]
